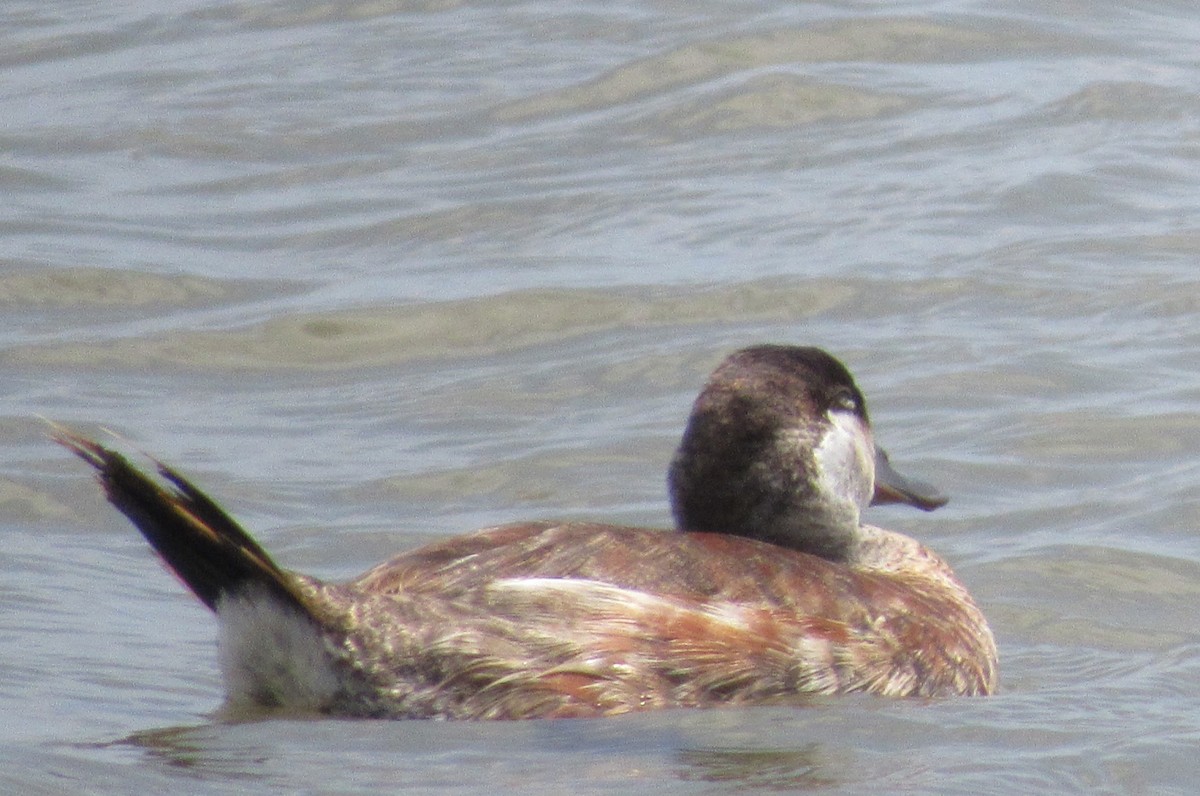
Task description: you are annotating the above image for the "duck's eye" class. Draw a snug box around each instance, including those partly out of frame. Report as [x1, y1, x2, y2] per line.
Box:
[831, 391, 859, 413]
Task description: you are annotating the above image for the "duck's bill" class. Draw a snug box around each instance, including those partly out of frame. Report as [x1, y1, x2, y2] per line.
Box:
[870, 447, 948, 511]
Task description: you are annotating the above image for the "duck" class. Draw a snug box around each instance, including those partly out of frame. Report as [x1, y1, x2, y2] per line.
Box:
[54, 345, 996, 719]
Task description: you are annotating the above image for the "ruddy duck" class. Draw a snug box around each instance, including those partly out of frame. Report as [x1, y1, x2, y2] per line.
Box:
[55, 345, 996, 719]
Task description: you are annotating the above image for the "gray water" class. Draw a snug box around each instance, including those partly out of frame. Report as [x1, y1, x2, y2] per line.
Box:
[3, 1, 1199, 792]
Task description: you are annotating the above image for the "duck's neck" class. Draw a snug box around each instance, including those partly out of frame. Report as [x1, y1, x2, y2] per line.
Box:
[667, 416, 866, 563]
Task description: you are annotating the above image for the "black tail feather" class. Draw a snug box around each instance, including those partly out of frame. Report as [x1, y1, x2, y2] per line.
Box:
[53, 426, 307, 614]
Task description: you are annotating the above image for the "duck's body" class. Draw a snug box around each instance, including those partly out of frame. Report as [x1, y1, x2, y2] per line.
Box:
[57, 345, 996, 719]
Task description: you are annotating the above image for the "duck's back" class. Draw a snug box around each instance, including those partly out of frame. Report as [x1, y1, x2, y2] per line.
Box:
[288, 522, 995, 718]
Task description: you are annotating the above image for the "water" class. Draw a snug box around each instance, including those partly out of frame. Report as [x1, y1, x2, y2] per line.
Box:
[3, 0, 1199, 792]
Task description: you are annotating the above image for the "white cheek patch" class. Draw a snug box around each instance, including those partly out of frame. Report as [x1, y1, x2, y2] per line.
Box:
[812, 410, 875, 510]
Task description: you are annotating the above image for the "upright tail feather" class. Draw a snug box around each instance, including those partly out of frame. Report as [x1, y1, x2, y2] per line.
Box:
[53, 426, 308, 615]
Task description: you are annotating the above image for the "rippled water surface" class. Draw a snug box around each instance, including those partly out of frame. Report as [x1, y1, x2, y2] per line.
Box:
[3, 1, 1200, 793]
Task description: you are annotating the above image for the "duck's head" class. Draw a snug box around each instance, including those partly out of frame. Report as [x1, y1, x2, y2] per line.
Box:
[668, 345, 945, 562]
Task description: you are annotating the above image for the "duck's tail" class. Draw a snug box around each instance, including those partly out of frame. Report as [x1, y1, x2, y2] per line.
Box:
[53, 426, 309, 616]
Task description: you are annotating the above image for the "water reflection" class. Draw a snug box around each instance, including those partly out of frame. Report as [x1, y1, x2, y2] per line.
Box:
[115, 724, 272, 781]
[677, 743, 839, 790]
